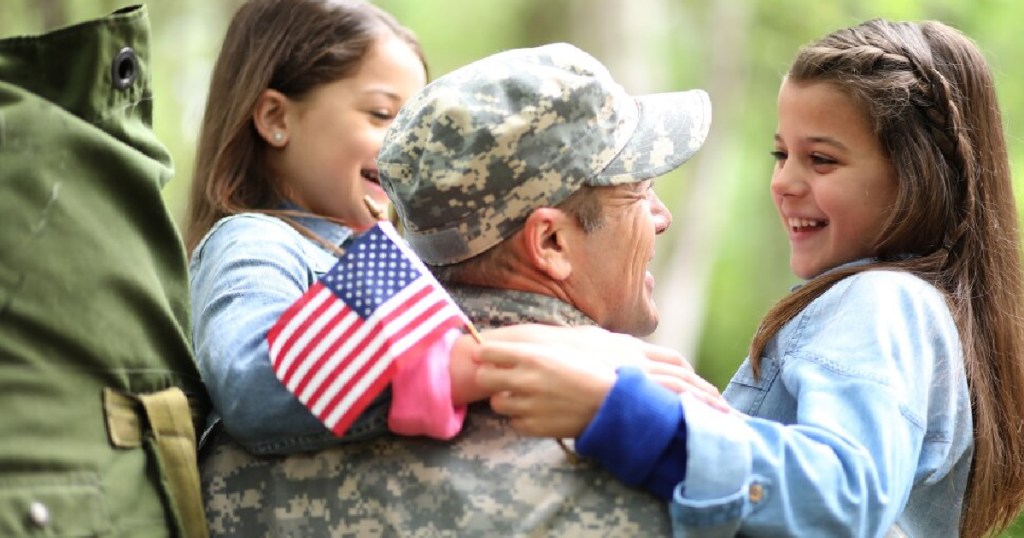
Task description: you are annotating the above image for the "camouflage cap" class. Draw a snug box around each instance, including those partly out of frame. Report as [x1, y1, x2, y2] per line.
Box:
[378, 42, 711, 266]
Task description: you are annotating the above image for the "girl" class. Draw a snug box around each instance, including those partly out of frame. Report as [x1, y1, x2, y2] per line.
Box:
[476, 19, 1024, 537]
[185, 0, 471, 456]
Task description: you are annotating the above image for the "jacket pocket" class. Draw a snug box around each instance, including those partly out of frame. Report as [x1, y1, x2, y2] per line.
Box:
[0, 471, 110, 537]
[723, 356, 782, 416]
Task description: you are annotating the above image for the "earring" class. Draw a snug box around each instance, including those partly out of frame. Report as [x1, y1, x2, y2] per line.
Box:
[273, 132, 283, 143]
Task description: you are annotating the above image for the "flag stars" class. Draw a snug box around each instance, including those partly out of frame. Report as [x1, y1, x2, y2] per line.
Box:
[320, 224, 425, 318]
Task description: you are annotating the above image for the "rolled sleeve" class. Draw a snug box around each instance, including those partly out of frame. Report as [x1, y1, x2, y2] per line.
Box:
[388, 327, 467, 438]
[669, 395, 756, 535]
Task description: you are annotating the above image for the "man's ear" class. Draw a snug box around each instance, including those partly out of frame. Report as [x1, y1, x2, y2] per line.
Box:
[253, 89, 291, 147]
[520, 208, 576, 281]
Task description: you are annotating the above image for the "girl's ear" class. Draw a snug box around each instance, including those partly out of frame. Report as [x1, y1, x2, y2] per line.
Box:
[253, 89, 291, 147]
[520, 207, 576, 281]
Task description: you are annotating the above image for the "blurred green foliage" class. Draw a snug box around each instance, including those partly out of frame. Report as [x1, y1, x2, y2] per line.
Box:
[4, 1, 1023, 534]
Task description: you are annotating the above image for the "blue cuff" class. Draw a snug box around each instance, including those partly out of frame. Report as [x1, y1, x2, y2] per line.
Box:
[576, 366, 687, 499]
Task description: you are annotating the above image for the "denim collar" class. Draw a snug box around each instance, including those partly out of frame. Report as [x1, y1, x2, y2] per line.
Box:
[790, 258, 878, 292]
[278, 200, 354, 248]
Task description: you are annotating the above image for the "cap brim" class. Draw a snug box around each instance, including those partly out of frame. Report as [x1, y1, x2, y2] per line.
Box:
[594, 89, 711, 184]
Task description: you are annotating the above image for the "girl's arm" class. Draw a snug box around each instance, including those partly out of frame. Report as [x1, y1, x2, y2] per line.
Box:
[387, 329, 500, 438]
[473, 324, 726, 438]
[387, 329, 475, 438]
[191, 215, 390, 454]
[391, 323, 724, 439]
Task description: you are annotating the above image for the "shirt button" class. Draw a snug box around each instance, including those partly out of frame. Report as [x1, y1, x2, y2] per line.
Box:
[28, 501, 49, 527]
[749, 483, 764, 503]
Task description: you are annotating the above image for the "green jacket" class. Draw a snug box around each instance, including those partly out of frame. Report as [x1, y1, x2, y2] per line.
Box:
[0, 5, 209, 537]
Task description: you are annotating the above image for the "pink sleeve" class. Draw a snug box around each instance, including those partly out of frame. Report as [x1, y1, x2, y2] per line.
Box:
[388, 327, 467, 438]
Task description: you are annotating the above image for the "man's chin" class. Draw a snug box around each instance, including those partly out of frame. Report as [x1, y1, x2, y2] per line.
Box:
[622, 312, 658, 338]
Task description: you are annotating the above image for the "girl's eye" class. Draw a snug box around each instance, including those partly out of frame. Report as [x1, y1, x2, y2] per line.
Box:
[810, 153, 838, 166]
[369, 110, 394, 121]
[770, 150, 787, 162]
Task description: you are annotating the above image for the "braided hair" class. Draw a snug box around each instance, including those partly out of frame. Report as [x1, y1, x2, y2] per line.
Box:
[750, 19, 1024, 537]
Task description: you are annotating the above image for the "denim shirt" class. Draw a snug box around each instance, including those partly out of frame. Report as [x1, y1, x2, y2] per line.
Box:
[190, 212, 390, 454]
[673, 268, 972, 537]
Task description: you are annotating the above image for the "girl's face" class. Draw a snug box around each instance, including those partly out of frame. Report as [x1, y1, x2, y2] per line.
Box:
[771, 79, 898, 280]
[277, 34, 426, 231]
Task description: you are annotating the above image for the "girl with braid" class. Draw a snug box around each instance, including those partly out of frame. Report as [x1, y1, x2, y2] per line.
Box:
[475, 19, 1024, 537]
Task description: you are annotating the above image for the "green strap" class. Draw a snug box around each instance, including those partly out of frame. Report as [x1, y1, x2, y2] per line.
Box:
[104, 387, 209, 538]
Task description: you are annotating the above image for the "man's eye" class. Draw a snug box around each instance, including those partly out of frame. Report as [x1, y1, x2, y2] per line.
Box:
[369, 110, 394, 120]
[770, 150, 787, 162]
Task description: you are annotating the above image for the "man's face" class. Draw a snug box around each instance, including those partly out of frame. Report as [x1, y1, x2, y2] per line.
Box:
[565, 181, 672, 337]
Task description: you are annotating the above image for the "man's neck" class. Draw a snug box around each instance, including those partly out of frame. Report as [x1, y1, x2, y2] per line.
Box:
[444, 284, 597, 329]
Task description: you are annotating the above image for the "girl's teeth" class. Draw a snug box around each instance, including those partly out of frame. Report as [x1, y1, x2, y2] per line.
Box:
[788, 218, 825, 229]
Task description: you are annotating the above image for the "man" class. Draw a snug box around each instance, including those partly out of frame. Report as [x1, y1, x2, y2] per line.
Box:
[382, 43, 708, 340]
[0, 6, 209, 537]
[202, 42, 710, 536]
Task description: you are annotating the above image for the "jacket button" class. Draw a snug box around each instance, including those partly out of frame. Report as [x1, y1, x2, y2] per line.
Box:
[28, 501, 49, 527]
[111, 47, 139, 90]
[749, 483, 764, 503]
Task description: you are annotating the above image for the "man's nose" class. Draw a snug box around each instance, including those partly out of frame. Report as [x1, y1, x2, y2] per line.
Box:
[651, 193, 672, 234]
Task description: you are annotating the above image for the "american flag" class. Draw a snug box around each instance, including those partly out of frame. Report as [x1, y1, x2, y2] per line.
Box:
[266, 221, 469, 436]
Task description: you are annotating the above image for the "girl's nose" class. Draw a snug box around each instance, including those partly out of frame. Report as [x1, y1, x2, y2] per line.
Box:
[770, 161, 808, 198]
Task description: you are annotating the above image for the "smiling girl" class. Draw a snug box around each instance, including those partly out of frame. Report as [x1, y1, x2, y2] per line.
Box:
[185, 0, 437, 456]
[475, 18, 1024, 537]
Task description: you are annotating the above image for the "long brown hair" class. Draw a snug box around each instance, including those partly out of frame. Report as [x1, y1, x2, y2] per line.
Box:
[750, 19, 1024, 536]
[184, 0, 426, 254]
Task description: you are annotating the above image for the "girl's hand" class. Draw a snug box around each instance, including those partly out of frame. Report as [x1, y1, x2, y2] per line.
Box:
[474, 325, 729, 437]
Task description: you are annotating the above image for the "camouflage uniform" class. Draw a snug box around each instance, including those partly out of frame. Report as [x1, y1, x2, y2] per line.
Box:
[0, 6, 209, 537]
[202, 285, 670, 537]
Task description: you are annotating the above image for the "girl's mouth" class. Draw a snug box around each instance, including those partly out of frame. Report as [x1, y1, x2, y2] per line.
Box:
[361, 169, 380, 185]
[787, 217, 828, 232]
